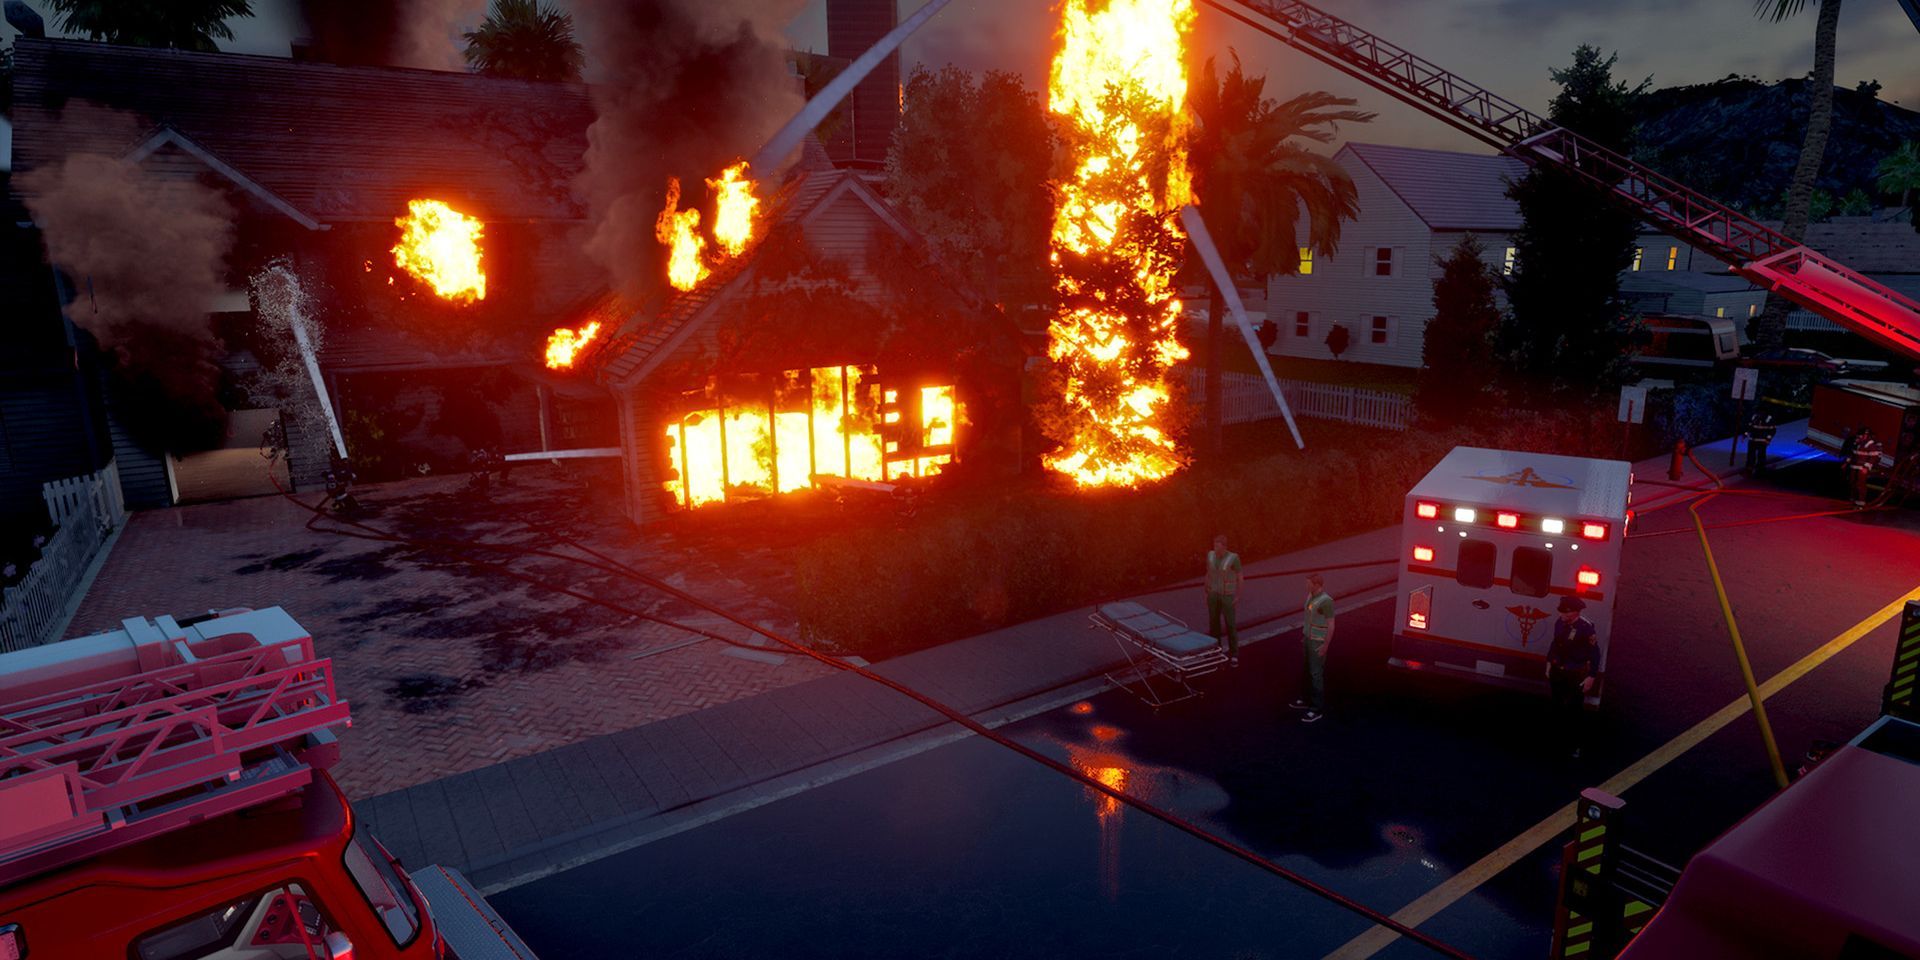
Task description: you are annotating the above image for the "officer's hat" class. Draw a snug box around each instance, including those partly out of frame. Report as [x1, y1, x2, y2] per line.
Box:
[1557, 596, 1587, 613]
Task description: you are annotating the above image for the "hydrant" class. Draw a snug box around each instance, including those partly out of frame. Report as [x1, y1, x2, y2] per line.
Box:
[1668, 439, 1687, 481]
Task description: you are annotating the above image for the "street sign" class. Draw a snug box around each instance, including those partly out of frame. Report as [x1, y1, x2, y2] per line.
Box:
[1618, 385, 1646, 424]
[1731, 367, 1758, 402]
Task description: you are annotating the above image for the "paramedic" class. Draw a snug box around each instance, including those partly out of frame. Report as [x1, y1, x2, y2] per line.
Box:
[1292, 574, 1335, 724]
[1206, 535, 1243, 662]
[1545, 596, 1599, 758]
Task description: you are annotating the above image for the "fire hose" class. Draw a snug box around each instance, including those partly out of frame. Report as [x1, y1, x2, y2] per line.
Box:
[269, 475, 1475, 959]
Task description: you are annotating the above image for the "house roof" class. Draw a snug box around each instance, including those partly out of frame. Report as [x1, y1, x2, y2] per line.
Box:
[9, 38, 594, 223]
[1621, 271, 1759, 295]
[1342, 142, 1528, 232]
[595, 169, 905, 387]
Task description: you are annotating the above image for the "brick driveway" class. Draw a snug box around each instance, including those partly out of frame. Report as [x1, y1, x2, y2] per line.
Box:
[67, 463, 832, 798]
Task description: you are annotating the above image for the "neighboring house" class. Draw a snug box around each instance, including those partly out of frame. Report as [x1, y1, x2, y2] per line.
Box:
[1267, 142, 1526, 370]
[586, 167, 1024, 527]
[1619, 272, 1765, 330]
[8, 38, 606, 495]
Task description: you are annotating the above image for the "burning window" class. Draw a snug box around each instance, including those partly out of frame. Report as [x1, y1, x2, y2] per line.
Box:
[664, 365, 959, 508]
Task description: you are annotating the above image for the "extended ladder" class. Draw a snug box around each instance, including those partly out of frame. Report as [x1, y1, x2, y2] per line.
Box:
[1203, 0, 1920, 360]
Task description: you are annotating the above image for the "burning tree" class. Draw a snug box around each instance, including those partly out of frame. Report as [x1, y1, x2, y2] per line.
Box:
[1039, 0, 1197, 488]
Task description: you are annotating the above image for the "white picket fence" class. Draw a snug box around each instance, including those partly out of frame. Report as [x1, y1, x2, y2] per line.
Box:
[1185, 370, 1413, 431]
[1, 461, 129, 653]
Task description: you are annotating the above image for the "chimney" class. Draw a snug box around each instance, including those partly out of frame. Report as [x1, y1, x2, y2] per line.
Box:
[825, 0, 900, 167]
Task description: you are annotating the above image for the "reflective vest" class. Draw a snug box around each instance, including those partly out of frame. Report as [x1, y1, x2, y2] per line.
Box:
[1206, 551, 1240, 595]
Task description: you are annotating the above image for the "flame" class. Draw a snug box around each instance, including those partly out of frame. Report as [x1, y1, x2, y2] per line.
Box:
[544, 321, 602, 370]
[1043, 0, 1195, 487]
[655, 178, 710, 292]
[709, 162, 760, 258]
[664, 367, 956, 508]
[392, 199, 487, 302]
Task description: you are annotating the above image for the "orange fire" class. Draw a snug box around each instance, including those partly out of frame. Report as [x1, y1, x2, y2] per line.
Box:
[1043, 0, 1195, 487]
[544, 321, 602, 370]
[664, 367, 957, 508]
[392, 199, 487, 302]
[655, 161, 762, 292]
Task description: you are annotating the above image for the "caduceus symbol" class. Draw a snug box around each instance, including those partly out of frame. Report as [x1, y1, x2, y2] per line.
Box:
[1507, 605, 1551, 647]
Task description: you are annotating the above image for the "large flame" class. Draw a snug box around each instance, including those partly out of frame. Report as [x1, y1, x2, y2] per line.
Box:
[655, 178, 710, 292]
[655, 161, 762, 292]
[393, 199, 487, 302]
[1043, 0, 1195, 487]
[709, 162, 760, 258]
[544, 321, 602, 370]
[664, 367, 956, 508]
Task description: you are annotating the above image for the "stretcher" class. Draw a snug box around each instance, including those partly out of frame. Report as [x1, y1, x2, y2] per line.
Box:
[1090, 601, 1228, 707]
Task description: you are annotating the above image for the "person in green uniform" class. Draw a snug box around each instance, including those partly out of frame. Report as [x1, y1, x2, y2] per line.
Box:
[1205, 534, 1243, 662]
[1292, 573, 1335, 723]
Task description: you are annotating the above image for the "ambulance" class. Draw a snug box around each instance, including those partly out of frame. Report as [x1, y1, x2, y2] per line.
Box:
[1390, 447, 1632, 703]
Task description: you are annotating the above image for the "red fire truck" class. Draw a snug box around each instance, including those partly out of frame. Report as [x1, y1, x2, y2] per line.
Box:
[0, 607, 537, 960]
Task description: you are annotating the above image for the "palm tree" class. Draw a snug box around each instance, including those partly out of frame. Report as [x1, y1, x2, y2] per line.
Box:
[1878, 141, 1920, 230]
[1186, 55, 1371, 455]
[45, 0, 253, 51]
[1751, 0, 1843, 351]
[463, 0, 583, 83]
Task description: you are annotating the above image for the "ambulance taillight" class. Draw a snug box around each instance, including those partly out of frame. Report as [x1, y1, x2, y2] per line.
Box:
[1415, 501, 1440, 519]
[1580, 522, 1609, 541]
[1576, 566, 1602, 589]
[1408, 585, 1432, 630]
[1412, 545, 1435, 563]
[1496, 512, 1519, 529]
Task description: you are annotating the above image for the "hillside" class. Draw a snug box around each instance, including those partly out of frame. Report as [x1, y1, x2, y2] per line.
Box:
[1632, 76, 1920, 213]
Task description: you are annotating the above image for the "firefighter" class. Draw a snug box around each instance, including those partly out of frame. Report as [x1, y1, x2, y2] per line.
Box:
[1849, 428, 1883, 507]
[1544, 595, 1599, 759]
[1205, 534, 1243, 663]
[1291, 573, 1335, 724]
[1744, 411, 1777, 474]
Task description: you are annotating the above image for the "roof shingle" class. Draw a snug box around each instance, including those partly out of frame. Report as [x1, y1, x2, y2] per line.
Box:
[1344, 141, 1528, 232]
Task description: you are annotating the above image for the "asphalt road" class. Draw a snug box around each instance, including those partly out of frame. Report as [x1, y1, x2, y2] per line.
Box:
[492, 459, 1920, 959]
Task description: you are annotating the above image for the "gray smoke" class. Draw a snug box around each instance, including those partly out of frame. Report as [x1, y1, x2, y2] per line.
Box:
[572, 0, 806, 303]
[296, 0, 486, 70]
[20, 126, 235, 452]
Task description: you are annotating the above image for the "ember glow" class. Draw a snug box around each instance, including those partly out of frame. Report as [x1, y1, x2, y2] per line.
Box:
[392, 199, 487, 302]
[544, 321, 602, 370]
[1043, 0, 1195, 487]
[655, 178, 710, 292]
[708, 162, 760, 258]
[665, 367, 957, 508]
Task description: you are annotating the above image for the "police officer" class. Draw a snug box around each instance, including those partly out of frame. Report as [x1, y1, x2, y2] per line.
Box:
[1544, 596, 1599, 759]
[1849, 427, 1883, 507]
[1744, 411, 1777, 474]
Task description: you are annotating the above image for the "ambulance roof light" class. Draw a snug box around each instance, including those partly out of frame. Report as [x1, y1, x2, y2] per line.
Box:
[1416, 501, 1440, 519]
[1496, 512, 1519, 529]
[1453, 507, 1477, 523]
[1581, 522, 1609, 541]
[1541, 518, 1565, 535]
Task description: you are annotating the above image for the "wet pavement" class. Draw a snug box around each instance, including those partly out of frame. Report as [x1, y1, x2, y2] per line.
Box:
[488, 459, 1920, 959]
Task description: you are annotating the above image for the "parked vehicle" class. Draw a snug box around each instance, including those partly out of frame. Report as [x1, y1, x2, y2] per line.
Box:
[1743, 347, 1888, 377]
[1633, 314, 1740, 370]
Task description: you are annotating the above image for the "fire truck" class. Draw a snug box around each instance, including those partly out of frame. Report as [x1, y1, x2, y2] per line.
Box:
[1391, 447, 1632, 703]
[0, 607, 537, 960]
[1806, 379, 1920, 473]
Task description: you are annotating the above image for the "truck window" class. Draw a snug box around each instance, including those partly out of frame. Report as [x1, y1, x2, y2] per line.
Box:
[1457, 539, 1496, 589]
[343, 827, 421, 947]
[1510, 546, 1553, 597]
[132, 884, 333, 960]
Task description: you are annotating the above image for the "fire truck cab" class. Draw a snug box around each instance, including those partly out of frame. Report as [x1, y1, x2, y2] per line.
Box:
[1391, 447, 1631, 703]
[0, 608, 536, 960]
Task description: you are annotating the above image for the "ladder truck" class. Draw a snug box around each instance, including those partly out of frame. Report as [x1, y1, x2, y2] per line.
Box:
[0, 607, 537, 960]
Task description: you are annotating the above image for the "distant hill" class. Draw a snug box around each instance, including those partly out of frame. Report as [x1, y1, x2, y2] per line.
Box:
[1631, 76, 1920, 214]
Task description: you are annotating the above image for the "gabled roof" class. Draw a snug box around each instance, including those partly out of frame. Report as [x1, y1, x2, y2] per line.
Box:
[1342, 142, 1527, 233]
[596, 169, 913, 388]
[1620, 271, 1758, 295]
[9, 38, 593, 222]
[127, 127, 325, 230]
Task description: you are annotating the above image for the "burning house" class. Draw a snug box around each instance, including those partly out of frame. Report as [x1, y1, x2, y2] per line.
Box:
[571, 162, 1025, 527]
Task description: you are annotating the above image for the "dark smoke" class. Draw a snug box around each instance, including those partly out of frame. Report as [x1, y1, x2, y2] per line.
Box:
[20, 142, 235, 454]
[296, 0, 484, 70]
[572, 0, 806, 303]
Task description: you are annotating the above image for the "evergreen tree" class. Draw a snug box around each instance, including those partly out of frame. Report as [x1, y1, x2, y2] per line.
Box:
[1420, 235, 1502, 422]
[1498, 46, 1645, 397]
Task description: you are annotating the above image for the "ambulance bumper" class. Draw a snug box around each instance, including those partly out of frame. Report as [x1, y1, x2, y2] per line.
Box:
[1390, 633, 1604, 707]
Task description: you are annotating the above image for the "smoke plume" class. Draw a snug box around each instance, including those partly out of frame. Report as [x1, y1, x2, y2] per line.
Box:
[572, 0, 806, 302]
[20, 140, 235, 453]
[297, 0, 485, 70]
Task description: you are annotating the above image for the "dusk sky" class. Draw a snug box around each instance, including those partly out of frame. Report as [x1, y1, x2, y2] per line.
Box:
[6, 0, 1917, 156]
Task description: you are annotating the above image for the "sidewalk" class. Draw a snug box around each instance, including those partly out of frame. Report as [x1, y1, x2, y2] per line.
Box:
[360, 430, 1786, 892]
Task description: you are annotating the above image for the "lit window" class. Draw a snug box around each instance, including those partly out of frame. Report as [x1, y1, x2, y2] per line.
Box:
[1715, 306, 1726, 317]
[1412, 545, 1435, 563]
[1632, 247, 1643, 271]
[1748, 303, 1757, 317]
[1503, 246, 1517, 275]
[1370, 315, 1389, 344]
[1496, 512, 1519, 529]
[1541, 517, 1565, 535]
[1374, 247, 1395, 277]
[1576, 566, 1602, 588]
[1298, 247, 1313, 275]
[1294, 310, 1311, 338]
[1453, 507, 1477, 523]
[1415, 501, 1440, 519]
[1666, 246, 1678, 270]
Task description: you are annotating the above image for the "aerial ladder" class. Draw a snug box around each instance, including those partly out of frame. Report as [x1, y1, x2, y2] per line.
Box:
[1201, 0, 1920, 361]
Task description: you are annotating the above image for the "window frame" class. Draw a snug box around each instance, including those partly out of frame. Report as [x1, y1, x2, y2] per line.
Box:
[1298, 246, 1314, 276]
[1509, 546, 1554, 598]
[1456, 538, 1497, 590]
[1293, 310, 1311, 339]
[1369, 315, 1391, 345]
[342, 826, 423, 950]
[1502, 246, 1517, 276]
[1666, 246, 1679, 270]
[1372, 246, 1396, 278]
[1632, 246, 1643, 271]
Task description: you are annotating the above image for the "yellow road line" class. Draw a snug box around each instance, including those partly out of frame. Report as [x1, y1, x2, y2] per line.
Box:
[1324, 584, 1920, 960]
[1689, 490, 1789, 788]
